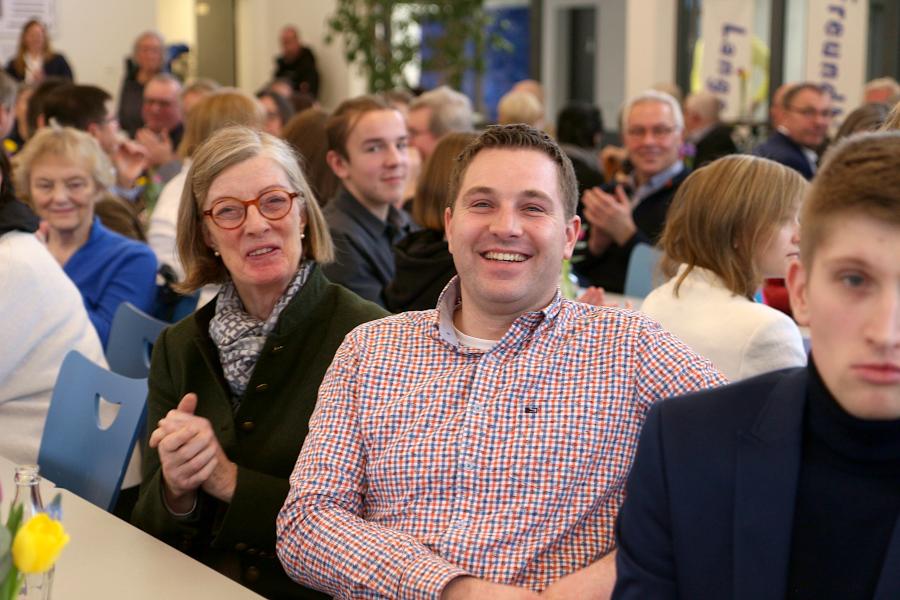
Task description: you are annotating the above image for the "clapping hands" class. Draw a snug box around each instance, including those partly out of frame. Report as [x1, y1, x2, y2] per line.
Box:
[150, 393, 237, 512]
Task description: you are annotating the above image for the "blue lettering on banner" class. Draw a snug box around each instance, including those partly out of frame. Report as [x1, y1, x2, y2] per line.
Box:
[705, 22, 747, 111]
[819, 1, 852, 119]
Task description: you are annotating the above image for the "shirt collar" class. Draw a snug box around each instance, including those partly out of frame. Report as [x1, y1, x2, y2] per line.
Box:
[334, 187, 412, 239]
[631, 160, 684, 203]
[433, 277, 565, 351]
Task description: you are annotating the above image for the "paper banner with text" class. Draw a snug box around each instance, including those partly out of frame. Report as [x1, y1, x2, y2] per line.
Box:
[699, 0, 754, 121]
[804, 0, 868, 121]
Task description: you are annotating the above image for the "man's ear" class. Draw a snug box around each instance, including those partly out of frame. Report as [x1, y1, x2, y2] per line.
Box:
[786, 259, 810, 326]
[326, 149, 349, 179]
[563, 215, 581, 260]
[444, 207, 454, 254]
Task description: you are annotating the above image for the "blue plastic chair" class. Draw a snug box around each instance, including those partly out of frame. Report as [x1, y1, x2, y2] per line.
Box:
[37, 351, 148, 511]
[106, 302, 168, 379]
[624, 243, 664, 299]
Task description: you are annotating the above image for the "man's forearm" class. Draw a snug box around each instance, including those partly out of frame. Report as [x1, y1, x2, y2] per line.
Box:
[541, 550, 617, 600]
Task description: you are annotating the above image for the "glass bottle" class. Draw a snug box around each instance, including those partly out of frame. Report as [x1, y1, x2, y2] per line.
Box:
[10, 465, 51, 600]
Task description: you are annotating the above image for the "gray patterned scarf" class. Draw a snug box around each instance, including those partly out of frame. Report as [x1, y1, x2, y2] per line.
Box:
[209, 261, 313, 407]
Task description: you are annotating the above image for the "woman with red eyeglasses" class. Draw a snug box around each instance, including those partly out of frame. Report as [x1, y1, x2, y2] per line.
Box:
[132, 125, 386, 599]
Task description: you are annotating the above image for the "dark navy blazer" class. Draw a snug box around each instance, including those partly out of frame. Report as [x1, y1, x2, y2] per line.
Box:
[751, 131, 815, 180]
[612, 367, 900, 600]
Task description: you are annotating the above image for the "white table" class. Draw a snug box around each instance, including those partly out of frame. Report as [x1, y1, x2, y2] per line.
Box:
[0, 457, 262, 599]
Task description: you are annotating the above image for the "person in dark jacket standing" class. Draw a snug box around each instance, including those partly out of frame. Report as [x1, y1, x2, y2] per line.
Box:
[273, 26, 319, 98]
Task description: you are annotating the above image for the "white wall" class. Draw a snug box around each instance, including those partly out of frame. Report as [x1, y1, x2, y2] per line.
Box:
[54, 1, 158, 97]
[158, 0, 197, 54]
[624, 0, 677, 100]
[234, 0, 365, 108]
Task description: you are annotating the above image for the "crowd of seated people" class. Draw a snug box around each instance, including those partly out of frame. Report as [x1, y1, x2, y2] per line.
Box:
[0, 17, 898, 600]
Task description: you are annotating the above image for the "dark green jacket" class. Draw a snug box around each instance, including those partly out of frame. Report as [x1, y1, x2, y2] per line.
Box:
[132, 265, 387, 599]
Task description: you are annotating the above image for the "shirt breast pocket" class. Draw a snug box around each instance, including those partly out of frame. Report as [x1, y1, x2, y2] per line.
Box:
[503, 402, 603, 502]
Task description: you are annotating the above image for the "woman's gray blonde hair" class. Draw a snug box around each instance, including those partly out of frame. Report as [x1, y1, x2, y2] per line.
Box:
[13, 124, 114, 204]
[176, 125, 333, 293]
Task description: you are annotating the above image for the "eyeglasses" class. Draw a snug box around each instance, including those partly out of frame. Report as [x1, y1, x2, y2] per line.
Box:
[787, 106, 833, 119]
[625, 125, 677, 139]
[203, 189, 299, 229]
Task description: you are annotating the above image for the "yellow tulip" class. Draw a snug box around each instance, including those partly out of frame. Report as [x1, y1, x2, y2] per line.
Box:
[11, 514, 69, 574]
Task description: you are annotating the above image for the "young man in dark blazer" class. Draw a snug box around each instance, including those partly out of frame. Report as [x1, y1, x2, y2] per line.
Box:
[613, 131, 900, 600]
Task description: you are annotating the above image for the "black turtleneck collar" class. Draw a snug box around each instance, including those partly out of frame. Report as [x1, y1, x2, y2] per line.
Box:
[806, 357, 900, 467]
[0, 198, 39, 236]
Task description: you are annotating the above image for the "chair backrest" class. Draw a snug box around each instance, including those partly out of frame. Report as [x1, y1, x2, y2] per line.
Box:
[38, 351, 148, 511]
[624, 243, 664, 298]
[106, 302, 168, 379]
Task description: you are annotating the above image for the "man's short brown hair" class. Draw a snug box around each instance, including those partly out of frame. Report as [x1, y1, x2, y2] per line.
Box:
[447, 123, 578, 219]
[326, 94, 396, 160]
[800, 131, 900, 268]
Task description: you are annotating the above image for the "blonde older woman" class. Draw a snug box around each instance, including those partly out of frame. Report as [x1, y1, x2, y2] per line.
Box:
[641, 155, 808, 380]
[132, 126, 386, 598]
[13, 126, 157, 346]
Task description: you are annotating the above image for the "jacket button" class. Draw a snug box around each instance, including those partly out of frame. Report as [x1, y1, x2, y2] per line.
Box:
[240, 421, 255, 432]
[271, 345, 284, 354]
[255, 383, 269, 392]
[235, 542, 248, 552]
[244, 566, 260, 583]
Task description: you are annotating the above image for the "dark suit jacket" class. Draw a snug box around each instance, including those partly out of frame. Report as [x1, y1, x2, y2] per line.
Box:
[613, 367, 900, 600]
[132, 265, 387, 599]
[693, 123, 737, 168]
[573, 166, 690, 293]
[751, 131, 815, 180]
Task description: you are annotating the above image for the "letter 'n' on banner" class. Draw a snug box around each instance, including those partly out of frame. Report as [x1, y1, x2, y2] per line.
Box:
[804, 0, 869, 121]
[699, 0, 754, 121]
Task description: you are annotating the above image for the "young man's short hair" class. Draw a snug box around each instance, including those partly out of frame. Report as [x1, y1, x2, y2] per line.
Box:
[325, 94, 395, 160]
[800, 131, 900, 267]
[447, 123, 579, 219]
[41, 84, 111, 131]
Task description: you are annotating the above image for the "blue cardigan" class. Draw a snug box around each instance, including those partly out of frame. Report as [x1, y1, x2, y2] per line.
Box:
[64, 218, 157, 346]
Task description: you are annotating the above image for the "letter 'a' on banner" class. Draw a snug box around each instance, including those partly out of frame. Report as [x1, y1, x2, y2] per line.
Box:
[699, 0, 754, 121]
[804, 0, 869, 121]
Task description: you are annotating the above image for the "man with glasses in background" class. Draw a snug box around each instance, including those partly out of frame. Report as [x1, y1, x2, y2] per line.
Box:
[573, 90, 690, 294]
[753, 82, 832, 180]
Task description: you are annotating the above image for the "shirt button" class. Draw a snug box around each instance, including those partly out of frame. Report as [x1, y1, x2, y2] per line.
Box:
[470, 402, 483, 413]
[463, 462, 476, 471]
[240, 421, 255, 432]
[255, 383, 269, 392]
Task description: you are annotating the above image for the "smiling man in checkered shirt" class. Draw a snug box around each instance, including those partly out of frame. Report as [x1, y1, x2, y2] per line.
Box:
[276, 124, 726, 599]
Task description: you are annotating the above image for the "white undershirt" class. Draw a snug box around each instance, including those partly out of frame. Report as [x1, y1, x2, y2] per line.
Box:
[453, 325, 497, 351]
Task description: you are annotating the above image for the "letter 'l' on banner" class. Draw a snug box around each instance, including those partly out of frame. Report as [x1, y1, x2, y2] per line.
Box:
[699, 0, 754, 120]
[804, 0, 868, 121]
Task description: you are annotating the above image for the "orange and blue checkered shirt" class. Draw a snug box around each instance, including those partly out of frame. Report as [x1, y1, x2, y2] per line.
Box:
[277, 281, 726, 598]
